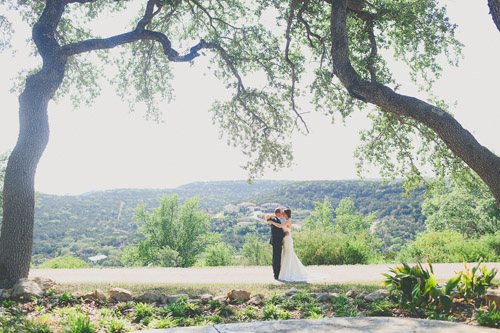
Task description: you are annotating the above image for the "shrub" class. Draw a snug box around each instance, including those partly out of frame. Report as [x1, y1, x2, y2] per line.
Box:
[398, 230, 497, 263]
[293, 229, 380, 265]
[241, 233, 272, 266]
[40, 255, 89, 269]
[204, 243, 234, 266]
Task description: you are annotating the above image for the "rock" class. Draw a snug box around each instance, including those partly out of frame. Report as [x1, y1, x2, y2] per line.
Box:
[200, 294, 213, 304]
[11, 278, 44, 300]
[309, 293, 329, 302]
[358, 291, 370, 299]
[75, 289, 107, 302]
[345, 290, 357, 298]
[227, 289, 251, 303]
[285, 287, 300, 296]
[486, 289, 500, 308]
[108, 287, 132, 302]
[167, 294, 189, 304]
[329, 292, 341, 300]
[364, 289, 390, 302]
[134, 291, 163, 304]
[213, 295, 227, 303]
[247, 294, 264, 306]
[29, 277, 57, 292]
[0, 289, 11, 300]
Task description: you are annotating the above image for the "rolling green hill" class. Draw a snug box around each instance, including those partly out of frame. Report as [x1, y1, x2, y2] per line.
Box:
[30, 179, 426, 266]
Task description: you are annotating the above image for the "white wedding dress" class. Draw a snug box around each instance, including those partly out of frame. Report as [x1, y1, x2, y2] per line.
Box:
[278, 223, 308, 282]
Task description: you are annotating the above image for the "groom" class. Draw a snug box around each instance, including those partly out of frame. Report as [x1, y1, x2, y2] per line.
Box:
[268, 208, 285, 280]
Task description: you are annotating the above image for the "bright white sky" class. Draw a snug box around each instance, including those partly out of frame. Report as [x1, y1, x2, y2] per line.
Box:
[0, 1, 499, 195]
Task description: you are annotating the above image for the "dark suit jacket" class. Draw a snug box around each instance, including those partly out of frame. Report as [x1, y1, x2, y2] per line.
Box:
[269, 216, 285, 246]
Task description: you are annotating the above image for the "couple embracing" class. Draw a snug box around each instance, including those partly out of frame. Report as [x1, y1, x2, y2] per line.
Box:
[266, 208, 308, 282]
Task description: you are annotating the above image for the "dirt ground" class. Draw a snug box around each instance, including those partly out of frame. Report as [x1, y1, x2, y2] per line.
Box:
[29, 262, 500, 284]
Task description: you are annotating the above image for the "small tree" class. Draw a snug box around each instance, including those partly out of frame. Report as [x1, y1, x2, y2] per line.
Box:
[241, 233, 271, 266]
[204, 243, 234, 267]
[334, 197, 376, 234]
[128, 195, 210, 267]
[304, 196, 334, 230]
[423, 182, 500, 237]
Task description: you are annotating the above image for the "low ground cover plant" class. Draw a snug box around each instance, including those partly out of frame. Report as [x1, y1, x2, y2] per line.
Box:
[0, 267, 498, 332]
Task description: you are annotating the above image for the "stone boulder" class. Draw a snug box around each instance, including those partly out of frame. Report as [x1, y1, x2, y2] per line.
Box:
[11, 278, 44, 300]
[0, 289, 11, 300]
[108, 287, 133, 302]
[329, 292, 341, 300]
[309, 293, 330, 302]
[78, 289, 107, 302]
[227, 289, 251, 303]
[29, 277, 57, 292]
[285, 287, 300, 296]
[364, 289, 390, 302]
[166, 294, 189, 304]
[486, 289, 500, 308]
[199, 293, 213, 304]
[247, 294, 264, 306]
[134, 291, 163, 304]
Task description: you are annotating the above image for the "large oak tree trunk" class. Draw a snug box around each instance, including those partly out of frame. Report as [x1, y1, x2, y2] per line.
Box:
[0, 0, 66, 288]
[0, 64, 64, 288]
[330, 0, 500, 205]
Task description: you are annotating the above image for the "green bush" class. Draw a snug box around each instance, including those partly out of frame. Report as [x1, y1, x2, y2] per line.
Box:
[293, 228, 380, 265]
[204, 243, 234, 266]
[39, 255, 89, 269]
[398, 230, 498, 263]
[240, 233, 272, 266]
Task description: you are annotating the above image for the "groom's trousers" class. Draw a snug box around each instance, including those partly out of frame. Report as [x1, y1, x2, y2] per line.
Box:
[272, 239, 283, 279]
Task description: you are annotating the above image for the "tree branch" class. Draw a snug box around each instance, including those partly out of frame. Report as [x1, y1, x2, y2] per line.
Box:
[285, 0, 309, 133]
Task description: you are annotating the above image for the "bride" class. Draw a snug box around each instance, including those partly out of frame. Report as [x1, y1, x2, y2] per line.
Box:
[267, 209, 308, 282]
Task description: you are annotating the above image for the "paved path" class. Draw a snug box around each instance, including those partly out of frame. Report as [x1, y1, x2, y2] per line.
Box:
[29, 262, 500, 284]
[139, 317, 498, 332]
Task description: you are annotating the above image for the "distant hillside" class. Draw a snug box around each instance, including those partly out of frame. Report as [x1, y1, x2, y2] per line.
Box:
[249, 180, 425, 222]
[31, 179, 426, 265]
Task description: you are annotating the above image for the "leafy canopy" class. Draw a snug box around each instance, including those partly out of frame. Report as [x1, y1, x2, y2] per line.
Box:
[0, 0, 466, 184]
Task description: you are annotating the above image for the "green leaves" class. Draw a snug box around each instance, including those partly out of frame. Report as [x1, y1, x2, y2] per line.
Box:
[384, 260, 498, 314]
[128, 194, 210, 267]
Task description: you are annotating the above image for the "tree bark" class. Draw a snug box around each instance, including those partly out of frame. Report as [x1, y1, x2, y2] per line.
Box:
[0, 0, 67, 288]
[489, 0, 500, 32]
[330, 0, 500, 205]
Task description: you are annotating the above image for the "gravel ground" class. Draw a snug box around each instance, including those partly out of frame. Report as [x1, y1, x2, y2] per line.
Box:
[29, 262, 500, 284]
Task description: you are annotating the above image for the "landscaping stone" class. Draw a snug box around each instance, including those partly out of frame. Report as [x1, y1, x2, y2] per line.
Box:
[345, 290, 357, 298]
[167, 294, 189, 304]
[359, 291, 370, 299]
[485, 288, 500, 307]
[77, 289, 107, 302]
[328, 292, 341, 300]
[29, 276, 57, 292]
[134, 291, 163, 304]
[11, 278, 44, 300]
[247, 294, 264, 306]
[213, 295, 227, 303]
[199, 293, 213, 304]
[227, 289, 251, 303]
[0, 288, 11, 300]
[309, 292, 329, 302]
[285, 287, 300, 296]
[108, 287, 133, 302]
[364, 289, 390, 302]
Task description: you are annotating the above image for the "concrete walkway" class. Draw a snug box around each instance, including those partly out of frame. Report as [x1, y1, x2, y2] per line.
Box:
[138, 317, 497, 332]
[30, 262, 500, 284]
